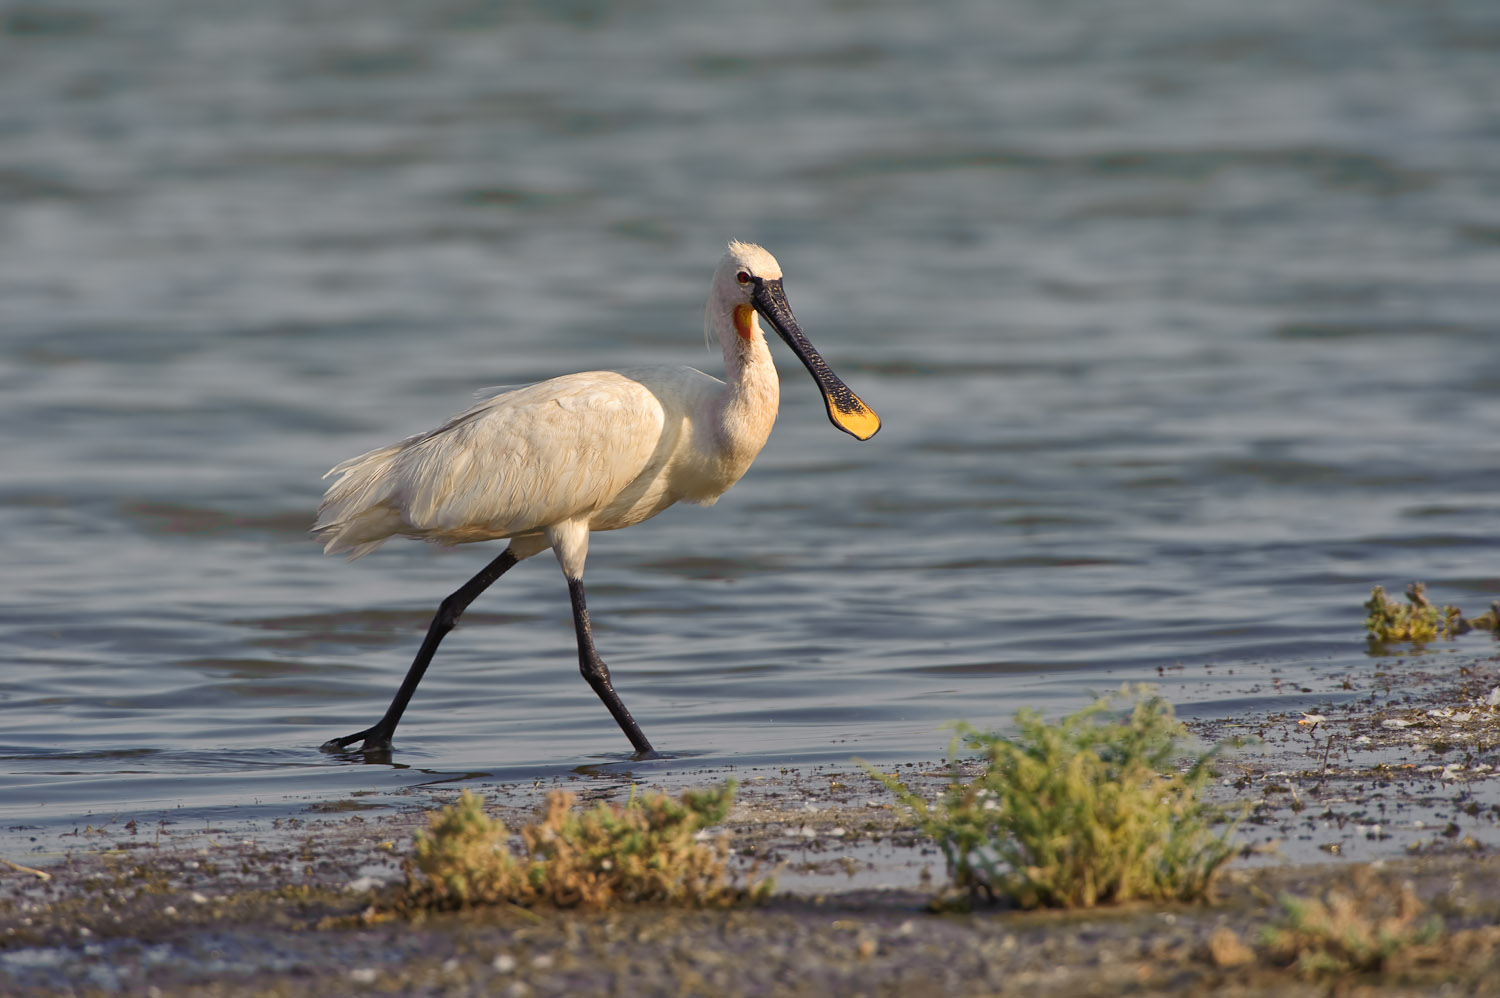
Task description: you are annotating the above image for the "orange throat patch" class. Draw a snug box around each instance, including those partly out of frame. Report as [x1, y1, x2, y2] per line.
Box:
[732, 305, 758, 341]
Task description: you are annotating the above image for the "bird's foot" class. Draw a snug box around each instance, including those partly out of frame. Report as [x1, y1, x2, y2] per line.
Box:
[321, 727, 393, 757]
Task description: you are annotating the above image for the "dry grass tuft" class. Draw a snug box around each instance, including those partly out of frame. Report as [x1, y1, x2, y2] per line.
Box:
[1261, 873, 1443, 977]
[400, 783, 771, 913]
[1207, 926, 1256, 968]
[867, 686, 1239, 910]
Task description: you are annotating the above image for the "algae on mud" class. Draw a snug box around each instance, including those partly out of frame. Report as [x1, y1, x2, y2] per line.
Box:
[1364, 581, 1500, 652]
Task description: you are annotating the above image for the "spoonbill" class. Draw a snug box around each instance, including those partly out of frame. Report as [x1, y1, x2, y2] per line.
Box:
[314, 241, 880, 757]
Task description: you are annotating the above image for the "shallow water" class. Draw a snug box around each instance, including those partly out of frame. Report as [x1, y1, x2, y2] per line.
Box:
[3, 0, 1499, 840]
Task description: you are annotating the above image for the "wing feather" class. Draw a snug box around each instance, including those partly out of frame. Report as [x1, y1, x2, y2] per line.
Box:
[314, 371, 672, 557]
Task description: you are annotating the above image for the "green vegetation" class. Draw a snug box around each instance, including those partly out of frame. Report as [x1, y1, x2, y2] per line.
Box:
[866, 687, 1238, 909]
[1261, 877, 1443, 977]
[401, 784, 770, 913]
[1363, 583, 1466, 647]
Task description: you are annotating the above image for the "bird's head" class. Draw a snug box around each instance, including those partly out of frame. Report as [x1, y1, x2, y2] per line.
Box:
[713, 241, 881, 441]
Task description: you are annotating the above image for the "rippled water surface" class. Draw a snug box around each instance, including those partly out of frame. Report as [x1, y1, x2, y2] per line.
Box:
[4, 0, 1500, 837]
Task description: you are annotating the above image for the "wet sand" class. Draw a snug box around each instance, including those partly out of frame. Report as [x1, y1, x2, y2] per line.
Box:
[6, 650, 1500, 996]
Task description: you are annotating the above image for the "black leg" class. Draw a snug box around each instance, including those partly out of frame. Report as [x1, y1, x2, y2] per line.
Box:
[323, 547, 520, 755]
[566, 576, 656, 757]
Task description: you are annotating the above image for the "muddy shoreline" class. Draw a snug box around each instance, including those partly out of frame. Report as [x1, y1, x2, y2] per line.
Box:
[6, 650, 1500, 996]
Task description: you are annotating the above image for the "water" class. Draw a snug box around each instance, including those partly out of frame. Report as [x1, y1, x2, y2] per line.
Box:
[3, 0, 1499, 840]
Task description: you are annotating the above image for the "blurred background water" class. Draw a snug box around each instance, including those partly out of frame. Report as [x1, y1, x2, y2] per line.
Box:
[2, 0, 1499, 838]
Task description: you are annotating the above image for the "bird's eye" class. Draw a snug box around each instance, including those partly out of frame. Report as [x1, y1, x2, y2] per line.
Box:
[736, 271, 751, 285]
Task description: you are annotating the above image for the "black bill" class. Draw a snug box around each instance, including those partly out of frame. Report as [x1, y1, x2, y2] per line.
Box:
[752, 278, 881, 441]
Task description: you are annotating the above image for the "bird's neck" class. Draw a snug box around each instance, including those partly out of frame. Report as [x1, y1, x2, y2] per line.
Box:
[709, 304, 780, 465]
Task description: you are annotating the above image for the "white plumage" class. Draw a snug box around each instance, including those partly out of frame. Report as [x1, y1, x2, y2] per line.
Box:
[319, 367, 735, 558]
[315, 241, 879, 757]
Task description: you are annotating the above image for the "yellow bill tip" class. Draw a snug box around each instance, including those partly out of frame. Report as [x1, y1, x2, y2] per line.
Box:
[827, 394, 881, 441]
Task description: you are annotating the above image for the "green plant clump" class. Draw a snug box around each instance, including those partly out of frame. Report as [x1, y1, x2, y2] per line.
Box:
[1261, 880, 1443, 977]
[868, 687, 1238, 909]
[403, 783, 770, 912]
[1364, 582, 1464, 646]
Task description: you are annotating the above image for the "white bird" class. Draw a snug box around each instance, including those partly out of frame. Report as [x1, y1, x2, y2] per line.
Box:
[314, 241, 880, 757]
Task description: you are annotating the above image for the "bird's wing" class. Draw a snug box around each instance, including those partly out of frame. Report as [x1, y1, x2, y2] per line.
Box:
[391, 371, 672, 540]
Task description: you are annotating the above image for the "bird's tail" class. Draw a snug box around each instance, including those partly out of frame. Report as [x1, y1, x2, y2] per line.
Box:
[313, 443, 408, 560]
